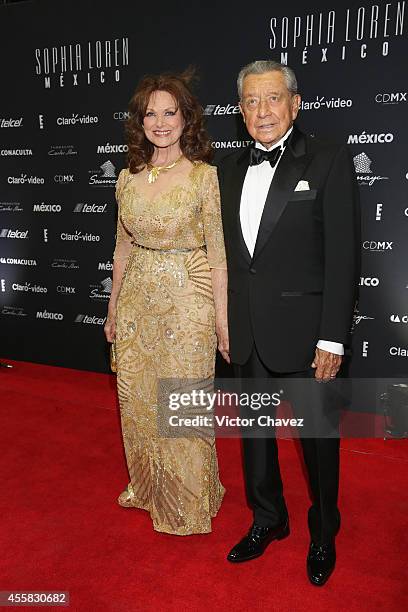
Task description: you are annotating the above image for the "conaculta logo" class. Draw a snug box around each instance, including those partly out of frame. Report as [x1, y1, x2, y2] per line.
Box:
[7, 174, 45, 185]
[300, 96, 352, 110]
[35, 37, 129, 88]
[0, 117, 23, 128]
[1, 149, 32, 156]
[0, 229, 29, 239]
[0, 257, 37, 266]
[390, 314, 408, 323]
[211, 140, 252, 150]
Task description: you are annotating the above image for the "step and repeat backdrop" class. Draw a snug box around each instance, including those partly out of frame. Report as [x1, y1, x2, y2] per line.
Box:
[0, 0, 407, 375]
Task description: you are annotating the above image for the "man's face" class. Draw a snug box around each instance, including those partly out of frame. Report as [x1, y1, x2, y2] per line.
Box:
[239, 71, 301, 149]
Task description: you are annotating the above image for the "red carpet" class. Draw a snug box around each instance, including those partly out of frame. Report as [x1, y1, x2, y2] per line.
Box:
[1, 360, 407, 611]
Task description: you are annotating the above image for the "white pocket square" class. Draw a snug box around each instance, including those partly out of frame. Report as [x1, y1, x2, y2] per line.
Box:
[294, 180, 310, 191]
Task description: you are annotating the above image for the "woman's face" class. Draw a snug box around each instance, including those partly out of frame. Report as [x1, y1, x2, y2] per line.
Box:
[143, 90, 184, 149]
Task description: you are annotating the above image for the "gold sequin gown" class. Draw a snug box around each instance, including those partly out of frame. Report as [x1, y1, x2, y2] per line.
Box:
[113, 162, 226, 535]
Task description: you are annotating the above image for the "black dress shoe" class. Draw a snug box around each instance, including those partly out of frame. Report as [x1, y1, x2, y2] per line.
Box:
[227, 520, 289, 563]
[307, 541, 336, 586]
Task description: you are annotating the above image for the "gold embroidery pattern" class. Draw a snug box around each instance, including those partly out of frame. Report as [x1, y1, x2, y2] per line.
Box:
[114, 163, 226, 535]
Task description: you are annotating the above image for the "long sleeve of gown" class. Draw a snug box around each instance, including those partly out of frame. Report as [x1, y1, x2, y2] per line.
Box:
[201, 165, 227, 270]
[113, 169, 133, 261]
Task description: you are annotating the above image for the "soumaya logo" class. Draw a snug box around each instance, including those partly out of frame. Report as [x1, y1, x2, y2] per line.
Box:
[353, 153, 389, 186]
[390, 314, 408, 323]
[1, 279, 5, 292]
[348, 131, 394, 144]
[89, 160, 117, 187]
[89, 277, 112, 300]
[48, 145, 78, 156]
[7, 174, 45, 185]
[51, 258, 79, 269]
[75, 314, 107, 325]
[352, 306, 374, 331]
[360, 276, 380, 286]
[33, 202, 62, 212]
[0, 257, 37, 266]
[362, 241, 393, 252]
[300, 96, 352, 110]
[2, 306, 27, 317]
[211, 140, 252, 150]
[0, 229, 29, 239]
[0, 117, 23, 128]
[38, 114, 44, 129]
[1, 149, 32, 157]
[61, 231, 100, 242]
[389, 346, 408, 356]
[113, 111, 130, 121]
[57, 285, 76, 294]
[362, 341, 369, 358]
[34, 37, 129, 88]
[375, 92, 407, 104]
[376, 203, 383, 221]
[98, 260, 113, 271]
[204, 104, 240, 116]
[36, 310, 64, 321]
[43, 229, 48, 243]
[73, 203, 107, 213]
[54, 175, 74, 183]
[57, 114, 99, 126]
[12, 282, 47, 294]
[0, 202, 23, 212]
[97, 143, 128, 154]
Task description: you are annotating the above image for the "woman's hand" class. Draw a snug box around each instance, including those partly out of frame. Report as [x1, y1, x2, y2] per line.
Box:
[216, 317, 230, 364]
[104, 310, 116, 343]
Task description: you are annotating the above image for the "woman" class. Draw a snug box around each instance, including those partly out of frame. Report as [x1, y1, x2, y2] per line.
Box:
[104, 70, 229, 535]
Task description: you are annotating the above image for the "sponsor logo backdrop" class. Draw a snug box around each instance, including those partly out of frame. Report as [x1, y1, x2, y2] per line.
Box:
[0, 0, 407, 375]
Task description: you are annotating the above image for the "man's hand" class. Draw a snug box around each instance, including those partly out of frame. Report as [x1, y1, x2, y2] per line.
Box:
[311, 347, 342, 382]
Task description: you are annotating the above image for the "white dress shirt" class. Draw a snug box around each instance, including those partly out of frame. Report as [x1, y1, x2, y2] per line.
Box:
[239, 127, 343, 356]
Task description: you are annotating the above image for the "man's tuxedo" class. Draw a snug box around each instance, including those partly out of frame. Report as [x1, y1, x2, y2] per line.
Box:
[217, 125, 360, 373]
[217, 125, 360, 545]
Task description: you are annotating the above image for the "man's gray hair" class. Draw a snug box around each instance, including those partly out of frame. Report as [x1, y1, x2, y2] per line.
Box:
[237, 60, 298, 100]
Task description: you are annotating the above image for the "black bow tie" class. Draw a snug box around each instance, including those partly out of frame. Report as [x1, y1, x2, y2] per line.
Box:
[249, 145, 283, 167]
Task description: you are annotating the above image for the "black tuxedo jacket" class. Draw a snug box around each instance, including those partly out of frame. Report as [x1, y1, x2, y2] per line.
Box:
[217, 125, 361, 372]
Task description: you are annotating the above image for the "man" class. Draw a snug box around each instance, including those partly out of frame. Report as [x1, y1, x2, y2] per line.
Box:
[217, 60, 360, 586]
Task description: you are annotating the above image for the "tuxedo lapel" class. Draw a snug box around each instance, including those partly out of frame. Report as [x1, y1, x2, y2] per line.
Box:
[252, 126, 310, 263]
[229, 147, 251, 264]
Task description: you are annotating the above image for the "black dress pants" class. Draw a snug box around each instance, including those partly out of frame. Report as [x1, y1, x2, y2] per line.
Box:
[234, 345, 341, 545]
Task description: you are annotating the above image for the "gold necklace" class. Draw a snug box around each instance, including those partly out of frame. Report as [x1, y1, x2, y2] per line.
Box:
[146, 154, 183, 184]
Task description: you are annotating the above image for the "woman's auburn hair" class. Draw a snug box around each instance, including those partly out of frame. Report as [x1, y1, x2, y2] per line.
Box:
[125, 69, 213, 173]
